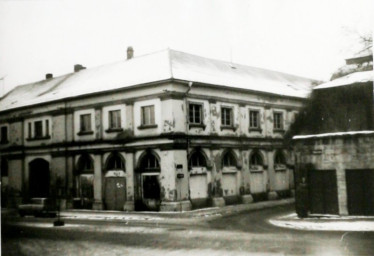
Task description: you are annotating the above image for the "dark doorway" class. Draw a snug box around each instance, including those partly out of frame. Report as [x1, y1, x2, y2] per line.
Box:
[29, 159, 50, 198]
[135, 152, 161, 211]
[346, 169, 374, 216]
[142, 175, 160, 199]
[308, 169, 339, 215]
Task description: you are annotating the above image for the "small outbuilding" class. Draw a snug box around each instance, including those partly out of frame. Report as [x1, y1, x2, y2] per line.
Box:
[291, 47, 374, 216]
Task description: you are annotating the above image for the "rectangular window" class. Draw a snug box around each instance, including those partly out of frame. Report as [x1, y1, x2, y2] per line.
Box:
[28, 122, 32, 138]
[273, 112, 283, 130]
[221, 107, 233, 126]
[34, 121, 43, 138]
[109, 110, 121, 129]
[189, 103, 202, 124]
[141, 105, 155, 126]
[45, 120, 49, 136]
[80, 114, 92, 132]
[0, 126, 8, 143]
[249, 110, 260, 128]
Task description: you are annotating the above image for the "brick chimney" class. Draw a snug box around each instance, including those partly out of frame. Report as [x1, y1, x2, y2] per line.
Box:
[74, 64, 86, 72]
[127, 46, 134, 60]
[45, 73, 53, 79]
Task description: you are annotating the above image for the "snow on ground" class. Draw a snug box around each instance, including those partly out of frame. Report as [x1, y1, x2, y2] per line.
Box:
[11, 222, 168, 234]
[269, 214, 374, 231]
[14, 239, 286, 256]
[61, 213, 164, 221]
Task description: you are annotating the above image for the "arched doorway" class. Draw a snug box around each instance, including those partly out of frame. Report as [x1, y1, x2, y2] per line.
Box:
[104, 152, 126, 211]
[188, 150, 209, 208]
[274, 150, 289, 192]
[249, 150, 267, 195]
[135, 151, 161, 211]
[221, 150, 239, 204]
[74, 154, 94, 209]
[29, 159, 50, 198]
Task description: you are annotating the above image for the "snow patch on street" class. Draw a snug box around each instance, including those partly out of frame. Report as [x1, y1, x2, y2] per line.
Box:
[61, 213, 164, 221]
[269, 218, 374, 231]
[11, 222, 168, 234]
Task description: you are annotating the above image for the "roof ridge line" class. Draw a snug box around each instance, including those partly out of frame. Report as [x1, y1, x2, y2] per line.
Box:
[167, 48, 174, 79]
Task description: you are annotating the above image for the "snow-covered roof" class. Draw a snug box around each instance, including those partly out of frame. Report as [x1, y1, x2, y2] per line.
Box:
[0, 49, 316, 112]
[347, 46, 373, 60]
[293, 130, 374, 140]
[314, 71, 373, 90]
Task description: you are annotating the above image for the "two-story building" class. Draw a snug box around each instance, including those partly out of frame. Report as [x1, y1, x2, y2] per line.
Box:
[0, 48, 316, 211]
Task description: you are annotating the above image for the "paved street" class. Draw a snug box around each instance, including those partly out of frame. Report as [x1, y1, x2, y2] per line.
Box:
[2, 204, 374, 256]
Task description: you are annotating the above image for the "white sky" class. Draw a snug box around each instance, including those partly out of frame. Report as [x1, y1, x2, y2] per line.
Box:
[0, 0, 372, 95]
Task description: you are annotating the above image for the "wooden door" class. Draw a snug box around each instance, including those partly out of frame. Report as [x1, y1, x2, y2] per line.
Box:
[346, 169, 374, 215]
[308, 170, 338, 215]
[104, 177, 126, 211]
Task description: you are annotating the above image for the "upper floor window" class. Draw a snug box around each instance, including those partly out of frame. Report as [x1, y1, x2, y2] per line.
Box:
[189, 103, 203, 125]
[249, 110, 260, 129]
[27, 119, 50, 140]
[141, 105, 155, 126]
[0, 126, 8, 144]
[34, 121, 43, 138]
[80, 114, 92, 133]
[221, 107, 233, 127]
[222, 151, 237, 167]
[109, 110, 121, 129]
[273, 112, 283, 130]
[189, 151, 207, 168]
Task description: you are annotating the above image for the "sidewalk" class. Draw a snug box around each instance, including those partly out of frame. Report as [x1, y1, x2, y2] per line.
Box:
[269, 212, 374, 231]
[58, 198, 295, 224]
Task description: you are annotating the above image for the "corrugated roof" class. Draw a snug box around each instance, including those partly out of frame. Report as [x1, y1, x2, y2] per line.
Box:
[314, 70, 374, 90]
[0, 49, 316, 112]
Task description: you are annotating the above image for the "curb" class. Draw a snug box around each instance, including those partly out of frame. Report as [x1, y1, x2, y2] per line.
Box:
[269, 212, 374, 231]
[59, 198, 295, 222]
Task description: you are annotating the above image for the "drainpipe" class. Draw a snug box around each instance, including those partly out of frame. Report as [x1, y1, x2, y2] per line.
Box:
[185, 81, 193, 160]
[64, 100, 69, 208]
[184, 82, 193, 208]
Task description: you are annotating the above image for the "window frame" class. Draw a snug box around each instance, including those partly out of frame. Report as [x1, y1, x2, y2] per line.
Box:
[188, 102, 205, 129]
[274, 151, 287, 171]
[189, 151, 207, 169]
[249, 109, 261, 131]
[222, 151, 237, 168]
[107, 109, 123, 132]
[106, 153, 125, 170]
[249, 151, 265, 172]
[26, 118, 51, 141]
[273, 111, 284, 131]
[34, 120, 43, 138]
[139, 105, 157, 128]
[220, 106, 234, 130]
[79, 113, 93, 135]
[0, 126, 8, 144]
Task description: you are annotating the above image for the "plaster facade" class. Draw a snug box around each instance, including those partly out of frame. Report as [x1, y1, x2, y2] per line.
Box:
[0, 50, 311, 212]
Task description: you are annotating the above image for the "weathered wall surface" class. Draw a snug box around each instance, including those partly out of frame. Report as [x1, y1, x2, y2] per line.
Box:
[1, 81, 299, 210]
[294, 134, 374, 215]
